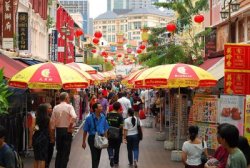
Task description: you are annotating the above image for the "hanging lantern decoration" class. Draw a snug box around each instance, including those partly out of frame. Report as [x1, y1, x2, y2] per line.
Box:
[194, 14, 204, 23]
[125, 55, 128, 59]
[127, 48, 132, 54]
[93, 38, 99, 44]
[91, 49, 96, 53]
[101, 51, 108, 57]
[75, 29, 84, 37]
[166, 23, 177, 32]
[94, 31, 102, 39]
[141, 28, 149, 42]
[117, 54, 122, 58]
[137, 49, 142, 54]
[139, 45, 146, 50]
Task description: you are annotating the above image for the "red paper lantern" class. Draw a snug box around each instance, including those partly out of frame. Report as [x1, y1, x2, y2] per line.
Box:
[166, 23, 176, 32]
[93, 38, 99, 44]
[117, 54, 122, 58]
[194, 14, 204, 23]
[75, 29, 84, 37]
[139, 45, 146, 50]
[94, 31, 102, 39]
[137, 49, 142, 54]
[91, 49, 96, 53]
[101, 51, 108, 57]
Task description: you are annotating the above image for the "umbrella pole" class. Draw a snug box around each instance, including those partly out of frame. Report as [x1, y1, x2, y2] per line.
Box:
[160, 99, 162, 132]
[177, 87, 181, 150]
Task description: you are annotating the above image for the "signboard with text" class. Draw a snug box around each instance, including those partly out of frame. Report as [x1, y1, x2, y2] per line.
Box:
[18, 12, 28, 50]
[50, 30, 58, 61]
[3, 0, 14, 49]
[224, 44, 250, 94]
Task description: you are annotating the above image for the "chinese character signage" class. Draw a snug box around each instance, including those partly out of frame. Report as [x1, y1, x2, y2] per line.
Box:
[245, 95, 250, 143]
[18, 12, 28, 50]
[218, 95, 245, 135]
[3, 0, 14, 49]
[50, 30, 58, 61]
[224, 44, 250, 94]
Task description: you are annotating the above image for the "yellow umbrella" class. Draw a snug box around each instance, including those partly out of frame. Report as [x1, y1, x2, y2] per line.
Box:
[66, 62, 97, 74]
[8, 62, 89, 89]
[135, 64, 217, 88]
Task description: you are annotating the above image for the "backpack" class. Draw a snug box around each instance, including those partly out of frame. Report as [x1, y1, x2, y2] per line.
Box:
[8, 144, 24, 168]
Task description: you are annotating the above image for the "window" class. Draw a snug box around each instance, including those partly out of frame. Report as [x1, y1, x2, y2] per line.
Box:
[112, 25, 115, 31]
[133, 22, 141, 29]
[112, 35, 115, 42]
[128, 32, 131, 40]
[238, 19, 244, 42]
[108, 25, 111, 31]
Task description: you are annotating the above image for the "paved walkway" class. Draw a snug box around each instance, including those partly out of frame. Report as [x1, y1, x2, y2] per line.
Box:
[24, 123, 183, 168]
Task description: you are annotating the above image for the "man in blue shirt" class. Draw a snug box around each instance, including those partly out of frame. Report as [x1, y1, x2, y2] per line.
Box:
[82, 102, 109, 168]
[0, 125, 15, 168]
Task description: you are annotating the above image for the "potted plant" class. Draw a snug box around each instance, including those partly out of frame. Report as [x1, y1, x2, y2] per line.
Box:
[0, 69, 12, 115]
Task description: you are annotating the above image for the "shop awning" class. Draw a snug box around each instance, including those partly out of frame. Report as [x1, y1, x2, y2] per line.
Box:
[0, 54, 26, 79]
[200, 57, 224, 80]
[13, 58, 43, 66]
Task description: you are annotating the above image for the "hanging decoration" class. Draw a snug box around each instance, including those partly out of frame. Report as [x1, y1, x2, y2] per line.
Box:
[141, 27, 149, 42]
[94, 31, 102, 39]
[127, 48, 132, 54]
[117, 54, 122, 58]
[137, 49, 142, 54]
[139, 45, 146, 50]
[101, 51, 108, 58]
[194, 14, 204, 23]
[93, 38, 99, 44]
[166, 23, 177, 32]
[75, 29, 84, 37]
[125, 55, 128, 59]
[91, 49, 96, 53]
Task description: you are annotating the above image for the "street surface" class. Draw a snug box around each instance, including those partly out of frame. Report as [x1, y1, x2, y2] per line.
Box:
[24, 124, 182, 168]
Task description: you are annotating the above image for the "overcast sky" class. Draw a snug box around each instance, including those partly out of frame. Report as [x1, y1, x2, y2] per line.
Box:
[89, 0, 107, 18]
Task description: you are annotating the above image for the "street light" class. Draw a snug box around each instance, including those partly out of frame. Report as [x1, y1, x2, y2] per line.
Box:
[220, 0, 240, 42]
[61, 24, 71, 64]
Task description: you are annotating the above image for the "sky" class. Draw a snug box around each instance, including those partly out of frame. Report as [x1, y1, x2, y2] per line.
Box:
[89, 0, 107, 18]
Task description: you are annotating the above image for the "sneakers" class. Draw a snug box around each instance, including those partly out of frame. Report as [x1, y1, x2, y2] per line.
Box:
[110, 158, 114, 167]
[134, 160, 138, 168]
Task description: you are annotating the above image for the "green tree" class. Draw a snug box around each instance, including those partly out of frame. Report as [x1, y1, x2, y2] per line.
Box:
[0, 69, 12, 115]
[87, 56, 114, 71]
[139, 0, 209, 67]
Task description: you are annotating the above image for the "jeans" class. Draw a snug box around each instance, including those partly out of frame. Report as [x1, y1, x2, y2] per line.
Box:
[107, 139, 122, 164]
[126, 134, 139, 164]
[88, 135, 102, 168]
[55, 128, 73, 168]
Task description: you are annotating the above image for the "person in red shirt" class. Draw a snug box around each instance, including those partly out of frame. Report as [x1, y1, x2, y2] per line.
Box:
[102, 86, 108, 98]
[132, 93, 142, 116]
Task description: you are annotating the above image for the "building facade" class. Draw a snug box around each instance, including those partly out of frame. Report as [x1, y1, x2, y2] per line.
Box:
[94, 8, 173, 44]
[108, 0, 155, 11]
[59, 0, 89, 34]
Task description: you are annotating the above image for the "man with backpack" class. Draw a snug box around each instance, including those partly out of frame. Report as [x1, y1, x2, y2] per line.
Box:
[0, 125, 15, 168]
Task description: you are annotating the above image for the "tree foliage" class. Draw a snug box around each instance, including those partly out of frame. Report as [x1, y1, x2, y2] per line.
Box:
[139, 0, 209, 67]
[87, 56, 113, 71]
[0, 69, 12, 115]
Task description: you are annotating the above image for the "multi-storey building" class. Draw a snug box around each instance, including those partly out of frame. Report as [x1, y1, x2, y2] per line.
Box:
[94, 8, 174, 44]
[107, 0, 155, 11]
[59, 0, 89, 34]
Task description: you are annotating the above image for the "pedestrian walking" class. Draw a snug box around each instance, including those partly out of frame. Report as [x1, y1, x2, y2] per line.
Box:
[124, 108, 142, 167]
[44, 103, 54, 168]
[118, 92, 132, 119]
[106, 102, 124, 167]
[217, 124, 247, 168]
[98, 92, 109, 115]
[32, 104, 51, 168]
[182, 125, 209, 168]
[50, 92, 77, 168]
[0, 125, 15, 168]
[238, 136, 250, 168]
[82, 102, 109, 168]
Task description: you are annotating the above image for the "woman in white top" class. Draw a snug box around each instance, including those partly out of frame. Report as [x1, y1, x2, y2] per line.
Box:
[124, 108, 141, 168]
[182, 125, 208, 168]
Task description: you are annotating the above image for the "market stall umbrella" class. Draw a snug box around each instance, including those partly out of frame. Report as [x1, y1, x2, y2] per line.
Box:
[121, 68, 146, 87]
[134, 63, 217, 149]
[66, 62, 97, 74]
[8, 62, 89, 89]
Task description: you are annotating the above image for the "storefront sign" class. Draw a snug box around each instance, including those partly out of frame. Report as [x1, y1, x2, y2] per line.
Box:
[218, 95, 244, 135]
[18, 12, 28, 50]
[205, 28, 216, 59]
[3, 0, 14, 49]
[50, 30, 58, 61]
[224, 44, 250, 94]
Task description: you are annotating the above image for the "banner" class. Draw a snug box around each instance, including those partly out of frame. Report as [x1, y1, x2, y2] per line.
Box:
[224, 44, 250, 94]
[18, 12, 28, 50]
[218, 95, 245, 135]
[3, 0, 14, 49]
[50, 30, 58, 61]
[245, 95, 250, 143]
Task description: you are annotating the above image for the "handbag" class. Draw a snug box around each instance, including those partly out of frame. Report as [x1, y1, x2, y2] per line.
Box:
[108, 126, 120, 139]
[137, 118, 143, 141]
[92, 115, 109, 149]
[201, 140, 208, 164]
